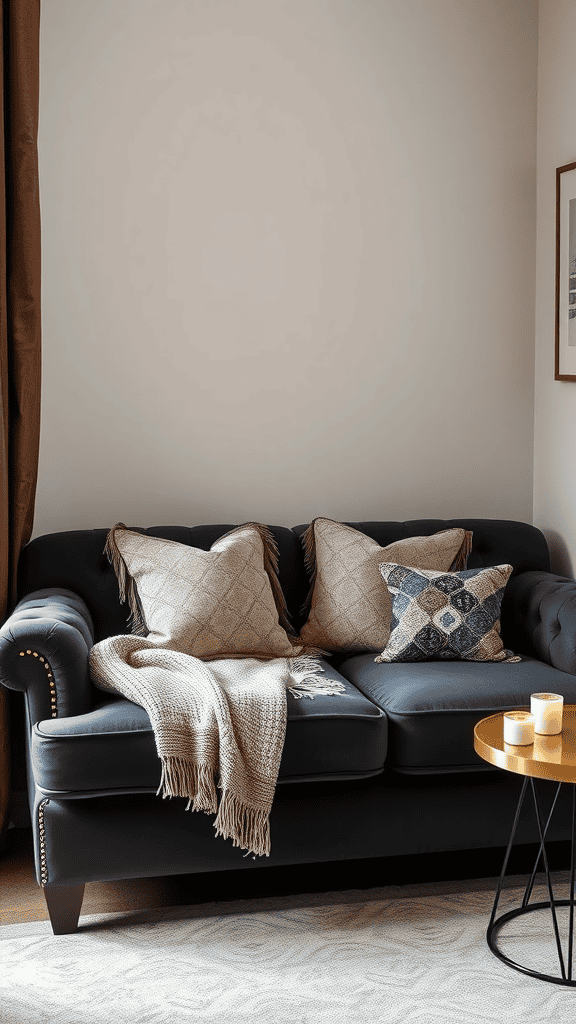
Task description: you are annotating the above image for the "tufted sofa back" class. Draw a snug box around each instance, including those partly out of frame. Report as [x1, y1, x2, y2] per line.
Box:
[17, 518, 550, 645]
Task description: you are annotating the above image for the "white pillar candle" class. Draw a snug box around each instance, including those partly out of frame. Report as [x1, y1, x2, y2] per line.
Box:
[503, 711, 535, 746]
[530, 693, 564, 735]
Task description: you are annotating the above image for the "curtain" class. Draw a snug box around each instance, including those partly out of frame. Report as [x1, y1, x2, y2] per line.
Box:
[0, 0, 41, 841]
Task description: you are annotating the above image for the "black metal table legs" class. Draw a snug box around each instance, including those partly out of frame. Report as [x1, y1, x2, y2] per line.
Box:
[487, 777, 576, 985]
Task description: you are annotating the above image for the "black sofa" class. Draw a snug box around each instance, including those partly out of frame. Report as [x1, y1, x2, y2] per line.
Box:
[2, 517, 576, 935]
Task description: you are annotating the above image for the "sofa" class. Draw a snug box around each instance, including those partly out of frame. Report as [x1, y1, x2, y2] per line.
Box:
[2, 516, 576, 935]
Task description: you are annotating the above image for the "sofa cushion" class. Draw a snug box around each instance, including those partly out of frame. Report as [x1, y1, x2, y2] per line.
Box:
[104, 522, 301, 659]
[297, 518, 471, 654]
[376, 563, 519, 664]
[336, 653, 576, 774]
[31, 660, 387, 796]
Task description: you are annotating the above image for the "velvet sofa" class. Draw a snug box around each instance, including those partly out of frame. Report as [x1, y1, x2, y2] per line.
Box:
[2, 517, 576, 935]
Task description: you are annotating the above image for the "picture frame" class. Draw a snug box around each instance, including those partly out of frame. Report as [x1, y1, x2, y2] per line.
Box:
[555, 160, 576, 380]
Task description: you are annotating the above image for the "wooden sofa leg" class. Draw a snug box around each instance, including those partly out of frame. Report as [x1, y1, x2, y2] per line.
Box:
[43, 883, 85, 935]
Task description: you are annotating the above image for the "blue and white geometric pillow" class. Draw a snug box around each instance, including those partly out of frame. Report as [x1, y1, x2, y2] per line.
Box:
[375, 563, 521, 663]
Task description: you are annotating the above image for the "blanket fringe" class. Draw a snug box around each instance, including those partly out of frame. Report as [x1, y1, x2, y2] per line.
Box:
[157, 756, 218, 814]
[287, 654, 346, 700]
[213, 789, 271, 858]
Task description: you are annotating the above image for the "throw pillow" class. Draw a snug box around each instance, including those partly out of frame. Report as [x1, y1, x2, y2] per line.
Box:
[375, 563, 521, 663]
[104, 522, 302, 660]
[297, 519, 472, 654]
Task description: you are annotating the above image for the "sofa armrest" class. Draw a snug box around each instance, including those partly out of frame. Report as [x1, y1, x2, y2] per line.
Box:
[0, 589, 95, 723]
[501, 570, 576, 674]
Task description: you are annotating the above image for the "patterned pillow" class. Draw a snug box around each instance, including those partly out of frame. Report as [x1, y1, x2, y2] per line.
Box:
[297, 519, 472, 654]
[104, 522, 303, 660]
[375, 563, 520, 663]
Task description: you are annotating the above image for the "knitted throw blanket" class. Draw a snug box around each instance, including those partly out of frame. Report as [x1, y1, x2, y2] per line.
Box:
[89, 635, 345, 858]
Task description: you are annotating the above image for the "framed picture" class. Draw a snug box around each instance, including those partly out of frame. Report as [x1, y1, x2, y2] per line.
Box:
[555, 160, 576, 380]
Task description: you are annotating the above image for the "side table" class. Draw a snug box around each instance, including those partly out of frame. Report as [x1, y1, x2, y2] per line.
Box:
[474, 706, 576, 986]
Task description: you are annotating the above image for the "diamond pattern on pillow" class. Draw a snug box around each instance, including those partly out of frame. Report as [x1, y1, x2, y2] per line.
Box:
[106, 523, 300, 660]
[297, 519, 472, 654]
[375, 563, 521, 663]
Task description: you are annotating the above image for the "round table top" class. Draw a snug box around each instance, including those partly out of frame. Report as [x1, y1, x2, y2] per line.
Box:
[474, 706, 576, 784]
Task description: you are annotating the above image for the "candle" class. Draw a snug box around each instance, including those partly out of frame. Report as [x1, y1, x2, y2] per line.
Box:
[530, 693, 564, 735]
[503, 711, 535, 746]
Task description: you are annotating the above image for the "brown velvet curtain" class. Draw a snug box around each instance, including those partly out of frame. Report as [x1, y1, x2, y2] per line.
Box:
[0, 0, 41, 838]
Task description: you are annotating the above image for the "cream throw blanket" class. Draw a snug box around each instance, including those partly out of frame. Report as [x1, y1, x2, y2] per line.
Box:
[89, 636, 345, 858]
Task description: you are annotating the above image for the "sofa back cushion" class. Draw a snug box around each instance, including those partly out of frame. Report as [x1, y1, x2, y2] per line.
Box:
[16, 518, 550, 647]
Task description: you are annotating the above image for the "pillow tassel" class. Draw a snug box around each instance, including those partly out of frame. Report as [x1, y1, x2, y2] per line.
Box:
[299, 519, 319, 618]
[242, 522, 296, 638]
[450, 530, 473, 572]
[239, 522, 329, 656]
[104, 523, 148, 636]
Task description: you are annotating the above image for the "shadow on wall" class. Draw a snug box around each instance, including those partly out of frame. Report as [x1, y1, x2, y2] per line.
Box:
[544, 530, 574, 579]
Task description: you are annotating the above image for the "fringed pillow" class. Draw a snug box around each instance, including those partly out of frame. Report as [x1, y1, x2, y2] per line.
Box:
[376, 563, 521, 663]
[297, 519, 472, 654]
[104, 522, 307, 660]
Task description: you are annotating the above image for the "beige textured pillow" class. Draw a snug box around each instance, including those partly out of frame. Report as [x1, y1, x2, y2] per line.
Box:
[104, 522, 300, 660]
[297, 519, 472, 654]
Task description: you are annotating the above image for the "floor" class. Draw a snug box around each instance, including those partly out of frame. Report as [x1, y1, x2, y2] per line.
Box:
[5, 843, 576, 1024]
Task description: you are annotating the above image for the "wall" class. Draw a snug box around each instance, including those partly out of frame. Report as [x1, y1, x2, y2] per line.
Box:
[34, 0, 538, 537]
[533, 0, 576, 575]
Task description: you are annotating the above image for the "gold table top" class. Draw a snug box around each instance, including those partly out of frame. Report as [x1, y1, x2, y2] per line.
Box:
[474, 706, 576, 784]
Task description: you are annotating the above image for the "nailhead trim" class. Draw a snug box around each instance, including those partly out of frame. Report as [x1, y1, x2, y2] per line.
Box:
[38, 799, 50, 887]
[19, 650, 58, 717]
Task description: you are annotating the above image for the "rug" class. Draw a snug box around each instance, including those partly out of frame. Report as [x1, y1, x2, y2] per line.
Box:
[3, 875, 576, 1024]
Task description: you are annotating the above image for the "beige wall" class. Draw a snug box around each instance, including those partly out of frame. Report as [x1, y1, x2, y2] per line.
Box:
[534, 0, 576, 575]
[34, 0, 537, 537]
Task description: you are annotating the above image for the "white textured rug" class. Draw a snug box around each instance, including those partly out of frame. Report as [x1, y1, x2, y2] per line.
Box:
[3, 874, 576, 1024]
